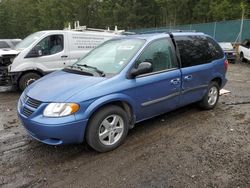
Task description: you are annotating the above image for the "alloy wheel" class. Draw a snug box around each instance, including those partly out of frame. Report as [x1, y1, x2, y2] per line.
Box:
[98, 115, 124, 146]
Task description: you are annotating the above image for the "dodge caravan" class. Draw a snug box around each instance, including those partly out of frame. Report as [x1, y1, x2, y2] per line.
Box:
[18, 32, 228, 152]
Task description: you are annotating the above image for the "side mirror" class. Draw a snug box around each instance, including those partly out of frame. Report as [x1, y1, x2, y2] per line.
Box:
[130, 62, 153, 78]
[26, 46, 42, 58]
[36, 49, 42, 56]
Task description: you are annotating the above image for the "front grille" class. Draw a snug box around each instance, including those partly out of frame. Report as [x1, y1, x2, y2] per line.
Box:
[22, 94, 28, 102]
[22, 107, 34, 117]
[26, 97, 41, 109]
[20, 95, 42, 118]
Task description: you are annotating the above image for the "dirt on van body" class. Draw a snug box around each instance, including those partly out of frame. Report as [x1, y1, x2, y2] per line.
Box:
[0, 63, 250, 188]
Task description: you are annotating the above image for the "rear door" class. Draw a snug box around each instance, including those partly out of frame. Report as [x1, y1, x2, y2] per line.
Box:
[175, 35, 217, 106]
[133, 38, 182, 121]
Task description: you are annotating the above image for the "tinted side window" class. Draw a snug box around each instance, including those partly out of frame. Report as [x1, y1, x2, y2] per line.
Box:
[206, 37, 224, 60]
[0, 41, 10, 48]
[136, 38, 177, 73]
[176, 36, 212, 68]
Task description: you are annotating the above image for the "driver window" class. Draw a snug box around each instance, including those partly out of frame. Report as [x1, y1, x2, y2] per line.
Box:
[35, 35, 64, 56]
[136, 38, 177, 73]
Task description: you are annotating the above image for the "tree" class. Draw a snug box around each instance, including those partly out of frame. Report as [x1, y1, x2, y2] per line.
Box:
[0, 0, 248, 38]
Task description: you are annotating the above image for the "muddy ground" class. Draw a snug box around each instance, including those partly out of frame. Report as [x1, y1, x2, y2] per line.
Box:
[0, 63, 250, 188]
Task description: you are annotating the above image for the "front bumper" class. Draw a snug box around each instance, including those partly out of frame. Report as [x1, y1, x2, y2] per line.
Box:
[0, 66, 12, 86]
[18, 113, 88, 145]
[17, 95, 88, 145]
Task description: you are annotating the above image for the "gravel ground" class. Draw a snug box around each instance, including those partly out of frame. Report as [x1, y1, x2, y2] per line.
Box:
[0, 63, 249, 188]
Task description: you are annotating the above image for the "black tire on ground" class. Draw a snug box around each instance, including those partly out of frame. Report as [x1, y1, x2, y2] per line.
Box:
[18, 72, 41, 91]
[86, 105, 129, 153]
[199, 81, 220, 110]
[240, 52, 246, 63]
[229, 60, 236, 64]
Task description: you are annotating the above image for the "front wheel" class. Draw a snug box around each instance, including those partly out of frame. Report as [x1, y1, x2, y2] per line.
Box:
[18, 72, 41, 91]
[86, 105, 129, 152]
[199, 82, 220, 110]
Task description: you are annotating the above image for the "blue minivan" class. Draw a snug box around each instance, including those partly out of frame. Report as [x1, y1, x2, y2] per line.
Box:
[18, 32, 228, 152]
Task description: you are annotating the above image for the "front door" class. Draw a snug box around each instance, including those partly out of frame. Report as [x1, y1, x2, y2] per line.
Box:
[29, 34, 70, 72]
[133, 38, 181, 121]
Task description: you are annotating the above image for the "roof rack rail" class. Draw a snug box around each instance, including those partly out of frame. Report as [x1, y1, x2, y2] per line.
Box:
[166, 29, 196, 33]
[64, 21, 125, 34]
[131, 29, 197, 35]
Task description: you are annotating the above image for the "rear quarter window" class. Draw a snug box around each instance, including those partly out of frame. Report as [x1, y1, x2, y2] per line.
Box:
[206, 37, 224, 61]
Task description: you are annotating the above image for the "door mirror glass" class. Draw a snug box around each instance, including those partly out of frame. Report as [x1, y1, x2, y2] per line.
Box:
[130, 62, 153, 78]
[38, 49, 42, 56]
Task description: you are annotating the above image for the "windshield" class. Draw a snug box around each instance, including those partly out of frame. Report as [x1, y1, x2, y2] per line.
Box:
[14, 31, 46, 50]
[75, 39, 145, 74]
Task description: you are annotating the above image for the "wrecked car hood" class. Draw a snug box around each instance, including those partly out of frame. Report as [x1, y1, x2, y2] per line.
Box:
[0, 49, 20, 57]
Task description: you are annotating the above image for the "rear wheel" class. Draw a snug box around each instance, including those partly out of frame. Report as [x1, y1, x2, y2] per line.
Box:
[86, 105, 129, 152]
[199, 82, 220, 110]
[18, 72, 41, 91]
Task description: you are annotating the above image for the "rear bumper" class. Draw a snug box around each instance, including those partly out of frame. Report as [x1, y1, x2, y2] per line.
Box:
[18, 112, 88, 145]
[225, 53, 236, 62]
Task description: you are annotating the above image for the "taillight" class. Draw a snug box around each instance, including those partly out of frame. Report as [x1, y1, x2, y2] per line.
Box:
[224, 59, 229, 71]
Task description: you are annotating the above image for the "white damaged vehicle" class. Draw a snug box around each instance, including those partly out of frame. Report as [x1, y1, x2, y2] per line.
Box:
[0, 28, 122, 90]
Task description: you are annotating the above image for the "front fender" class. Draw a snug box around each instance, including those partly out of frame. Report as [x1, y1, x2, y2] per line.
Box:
[77, 93, 136, 121]
[10, 60, 49, 73]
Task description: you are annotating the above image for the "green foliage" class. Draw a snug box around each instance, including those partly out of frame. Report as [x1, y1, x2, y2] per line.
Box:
[0, 0, 249, 38]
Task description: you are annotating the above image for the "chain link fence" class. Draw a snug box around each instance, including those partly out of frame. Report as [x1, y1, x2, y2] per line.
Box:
[129, 19, 250, 42]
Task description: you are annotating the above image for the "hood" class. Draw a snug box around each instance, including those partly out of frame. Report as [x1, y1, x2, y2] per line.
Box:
[0, 49, 20, 57]
[25, 71, 106, 102]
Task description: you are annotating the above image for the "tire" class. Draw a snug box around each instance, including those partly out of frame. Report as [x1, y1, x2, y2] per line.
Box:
[240, 52, 246, 63]
[18, 72, 41, 91]
[199, 82, 220, 110]
[86, 105, 129, 153]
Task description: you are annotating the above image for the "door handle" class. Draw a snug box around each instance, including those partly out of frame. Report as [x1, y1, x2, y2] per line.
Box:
[184, 75, 192, 81]
[171, 78, 181, 85]
[61, 55, 68, 58]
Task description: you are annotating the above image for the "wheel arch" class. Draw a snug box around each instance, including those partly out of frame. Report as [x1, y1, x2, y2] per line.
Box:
[211, 77, 222, 88]
[16, 69, 44, 84]
[85, 95, 136, 130]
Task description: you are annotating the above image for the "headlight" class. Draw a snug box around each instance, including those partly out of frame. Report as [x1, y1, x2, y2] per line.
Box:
[43, 103, 80, 117]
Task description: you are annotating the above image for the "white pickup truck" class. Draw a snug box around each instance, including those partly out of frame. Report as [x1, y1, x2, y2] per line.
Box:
[238, 39, 250, 62]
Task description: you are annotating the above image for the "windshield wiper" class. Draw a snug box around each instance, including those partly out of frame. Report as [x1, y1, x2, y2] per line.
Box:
[77, 64, 105, 77]
[65, 65, 94, 76]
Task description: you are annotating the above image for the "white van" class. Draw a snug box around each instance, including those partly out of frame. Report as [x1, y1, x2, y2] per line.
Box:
[0, 29, 121, 90]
